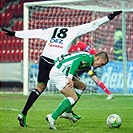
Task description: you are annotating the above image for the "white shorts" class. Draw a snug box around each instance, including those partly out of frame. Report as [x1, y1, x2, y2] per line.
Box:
[49, 66, 68, 91]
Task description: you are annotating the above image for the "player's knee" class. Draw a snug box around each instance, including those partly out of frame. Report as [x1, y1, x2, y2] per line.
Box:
[74, 79, 86, 91]
[72, 95, 78, 102]
[81, 82, 86, 91]
[78, 81, 86, 91]
[67, 97, 76, 105]
[63, 92, 78, 102]
[36, 83, 47, 93]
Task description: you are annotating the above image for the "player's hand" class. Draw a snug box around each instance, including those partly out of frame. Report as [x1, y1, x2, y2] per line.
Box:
[1, 28, 15, 36]
[108, 11, 122, 20]
[67, 78, 74, 88]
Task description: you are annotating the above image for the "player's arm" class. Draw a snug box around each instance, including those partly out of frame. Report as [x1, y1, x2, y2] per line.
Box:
[88, 70, 110, 92]
[77, 42, 96, 55]
[1, 28, 50, 39]
[71, 41, 96, 55]
[67, 55, 93, 87]
[90, 10, 122, 29]
[74, 71, 80, 80]
[67, 58, 81, 80]
[74, 11, 122, 36]
[67, 57, 85, 88]
[68, 54, 93, 79]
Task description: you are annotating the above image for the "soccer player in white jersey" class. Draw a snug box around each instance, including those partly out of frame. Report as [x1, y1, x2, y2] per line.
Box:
[46, 51, 109, 129]
[2, 11, 121, 127]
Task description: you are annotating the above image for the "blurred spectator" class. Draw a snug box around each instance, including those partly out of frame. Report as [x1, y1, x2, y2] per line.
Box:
[113, 28, 123, 61]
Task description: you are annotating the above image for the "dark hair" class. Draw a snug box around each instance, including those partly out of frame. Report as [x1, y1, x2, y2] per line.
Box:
[95, 52, 109, 63]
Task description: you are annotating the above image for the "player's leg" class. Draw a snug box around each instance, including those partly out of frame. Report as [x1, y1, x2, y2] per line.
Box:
[70, 76, 86, 108]
[46, 67, 78, 129]
[92, 75, 114, 100]
[17, 56, 54, 127]
[52, 84, 78, 119]
[61, 76, 86, 120]
[46, 84, 78, 129]
[17, 82, 45, 127]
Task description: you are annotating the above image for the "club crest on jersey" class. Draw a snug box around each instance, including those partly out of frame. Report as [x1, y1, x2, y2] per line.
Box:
[81, 60, 87, 66]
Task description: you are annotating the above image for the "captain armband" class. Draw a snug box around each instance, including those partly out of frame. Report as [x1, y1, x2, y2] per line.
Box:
[88, 70, 96, 77]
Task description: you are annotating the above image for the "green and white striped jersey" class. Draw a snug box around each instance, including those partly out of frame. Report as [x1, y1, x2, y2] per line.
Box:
[54, 52, 94, 79]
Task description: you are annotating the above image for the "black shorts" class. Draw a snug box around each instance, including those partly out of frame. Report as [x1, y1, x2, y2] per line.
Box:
[37, 56, 54, 84]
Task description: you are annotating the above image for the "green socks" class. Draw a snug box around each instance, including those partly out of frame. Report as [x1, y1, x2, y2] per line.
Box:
[52, 97, 72, 120]
[51, 91, 82, 120]
[65, 92, 81, 113]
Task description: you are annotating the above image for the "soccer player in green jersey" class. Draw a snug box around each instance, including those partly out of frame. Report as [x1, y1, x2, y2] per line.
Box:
[46, 51, 109, 129]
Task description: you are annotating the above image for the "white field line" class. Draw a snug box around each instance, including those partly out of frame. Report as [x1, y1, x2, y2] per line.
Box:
[0, 107, 132, 112]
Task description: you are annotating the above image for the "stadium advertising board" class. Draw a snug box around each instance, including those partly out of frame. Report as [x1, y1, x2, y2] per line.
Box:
[98, 61, 133, 93]
[29, 61, 133, 93]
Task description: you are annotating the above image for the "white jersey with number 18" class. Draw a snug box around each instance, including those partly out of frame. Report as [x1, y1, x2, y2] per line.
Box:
[15, 16, 109, 60]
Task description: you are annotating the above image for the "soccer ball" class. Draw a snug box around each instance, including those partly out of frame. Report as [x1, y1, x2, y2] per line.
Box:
[106, 114, 122, 128]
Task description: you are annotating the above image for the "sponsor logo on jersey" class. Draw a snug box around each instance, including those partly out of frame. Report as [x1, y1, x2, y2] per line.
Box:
[48, 43, 63, 48]
[50, 38, 63, 44]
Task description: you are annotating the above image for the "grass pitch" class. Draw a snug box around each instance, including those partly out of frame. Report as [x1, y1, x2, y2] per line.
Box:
[0, 93, 132, 133]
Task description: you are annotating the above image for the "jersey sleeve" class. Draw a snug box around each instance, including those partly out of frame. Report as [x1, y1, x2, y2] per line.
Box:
[77, 41, 89, 51]
[67, 58, 81, 79]
[72, 16, 109, 37]
[68, 54, 94, 79]
[15, 28, 53, 40]
[68, 41, 90, 53]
